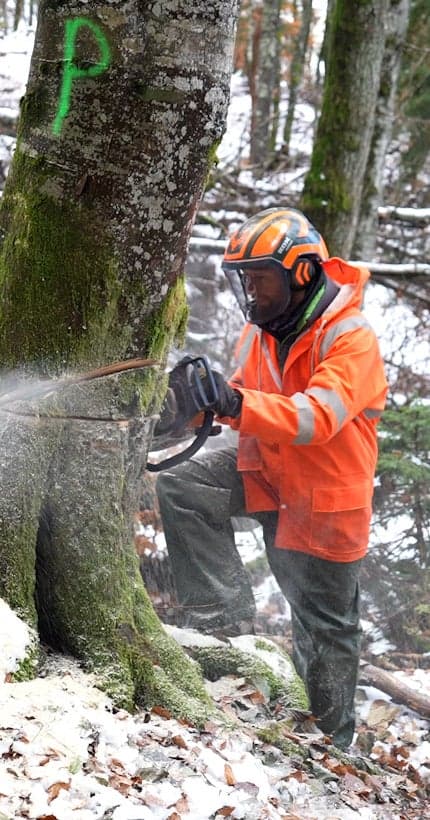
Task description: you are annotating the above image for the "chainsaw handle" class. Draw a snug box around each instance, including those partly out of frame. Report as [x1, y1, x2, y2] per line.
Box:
[188, 356, 218, 411]
[146, 409, 215, 472]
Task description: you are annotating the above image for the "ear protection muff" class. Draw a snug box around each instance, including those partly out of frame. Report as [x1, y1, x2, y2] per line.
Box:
[290, 256, 320, 290]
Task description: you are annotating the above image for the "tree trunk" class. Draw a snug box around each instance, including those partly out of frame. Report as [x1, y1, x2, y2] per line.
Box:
[301, 0, 389, 257]
[397, 0, 430, 188]
[0, 0, 239, 720]
[353, 0, 411, 260]
[249, 0, 282, 170]
[13, 0, 24, 30]
[282, 0, 313, 154]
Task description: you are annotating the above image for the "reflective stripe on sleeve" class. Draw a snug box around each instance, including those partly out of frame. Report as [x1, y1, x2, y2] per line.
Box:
[319, 315, 372, 361]
[291, 386, 348, 444]
[306, 386, 348, 429]
[291, 393, 315, 444]
[262, 336, 282, 389]
[363, 407, 383, 419]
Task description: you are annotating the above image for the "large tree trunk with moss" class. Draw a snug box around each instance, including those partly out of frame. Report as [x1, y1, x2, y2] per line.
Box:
[300, 0, 389, 257]
[0, 0, 239, 720]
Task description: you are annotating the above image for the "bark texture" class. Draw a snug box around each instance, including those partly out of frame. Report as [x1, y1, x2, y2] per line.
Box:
[353, 0, 411, 260]
[249, 0, 282, 169]
[282, 0, 313, 154]
[0, 0, 239, 719]
[301, 0, 389, 257]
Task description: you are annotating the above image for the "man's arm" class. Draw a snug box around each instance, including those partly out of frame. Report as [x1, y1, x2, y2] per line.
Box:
[222, 325, 388, 446]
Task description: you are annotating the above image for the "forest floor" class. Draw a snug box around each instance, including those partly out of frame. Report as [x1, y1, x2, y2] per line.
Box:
[0, 610, 429, 820]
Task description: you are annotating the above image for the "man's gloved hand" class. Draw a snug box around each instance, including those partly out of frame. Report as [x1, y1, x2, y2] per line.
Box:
[155, 356, 218, 438]
[154, 356, 242, 441]
[205, 371, 243, 419]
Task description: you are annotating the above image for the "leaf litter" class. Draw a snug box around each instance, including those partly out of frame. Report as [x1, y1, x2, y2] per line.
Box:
[0, 603, 429, 820]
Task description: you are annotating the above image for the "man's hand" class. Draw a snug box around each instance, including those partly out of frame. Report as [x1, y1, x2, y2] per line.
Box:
[154, 356, 242, 441]
[155, 356, 220, 437]
[205, 371, 243, 419]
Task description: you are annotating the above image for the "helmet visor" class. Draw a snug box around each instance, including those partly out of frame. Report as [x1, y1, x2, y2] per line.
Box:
[223, 263, 292, 325]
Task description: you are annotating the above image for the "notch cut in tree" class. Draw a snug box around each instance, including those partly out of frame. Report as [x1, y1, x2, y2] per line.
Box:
[0, 0, 240, 720]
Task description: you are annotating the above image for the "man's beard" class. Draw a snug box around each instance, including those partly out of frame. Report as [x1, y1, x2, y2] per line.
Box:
[246, 281, 292, 325]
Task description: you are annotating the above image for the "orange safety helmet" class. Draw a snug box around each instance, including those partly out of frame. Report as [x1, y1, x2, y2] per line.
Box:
[222, 208, 329, 323]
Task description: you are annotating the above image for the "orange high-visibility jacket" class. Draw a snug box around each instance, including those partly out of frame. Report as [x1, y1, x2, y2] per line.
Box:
[225, 258, 388, 563]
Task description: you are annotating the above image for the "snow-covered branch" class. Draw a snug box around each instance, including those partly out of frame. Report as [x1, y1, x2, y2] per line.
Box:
[188, 237, 430, 276]
[378, 206, 430, 223]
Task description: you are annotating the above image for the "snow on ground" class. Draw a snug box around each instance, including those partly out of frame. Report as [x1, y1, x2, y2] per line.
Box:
[1, 603, 430, 820]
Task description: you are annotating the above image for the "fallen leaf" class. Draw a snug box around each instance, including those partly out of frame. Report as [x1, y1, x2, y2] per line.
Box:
[339, 772, 371, 797]
[248, 689, 267, 704]
[108, 773, 133, 795]
[285, 770, 307, 782]
[216, 807, 235, 816]
[282, 815, 305, 820]
[362, 772, 384, 794]
[171, 735, 188, 749]
[175, 795, 189, 812]
[224, 762, 236, 786]
[326, 758, 357, 776]
[47, 781, 71, 803]
[282, 815, 306, 820]
[143, 790, 165, 806]
[152, 705, 172, 719]
[39, 751, 61, 766]
[109, 757, 126, 772]
[394, 744, 410, 760]
[366, 700, 400, 732]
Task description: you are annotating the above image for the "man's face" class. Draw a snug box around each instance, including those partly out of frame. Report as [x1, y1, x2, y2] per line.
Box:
[241, 265, 290, 323]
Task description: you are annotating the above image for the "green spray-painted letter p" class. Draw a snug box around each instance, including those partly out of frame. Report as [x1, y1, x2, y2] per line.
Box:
[53, 17, 111, 136]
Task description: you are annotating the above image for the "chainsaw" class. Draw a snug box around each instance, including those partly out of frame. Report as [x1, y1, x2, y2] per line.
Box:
[146, 355, 222, 472]
[0, 355, 221, 472]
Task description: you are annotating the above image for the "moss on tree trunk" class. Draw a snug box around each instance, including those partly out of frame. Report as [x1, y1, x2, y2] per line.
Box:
[300, 0, 389, 256]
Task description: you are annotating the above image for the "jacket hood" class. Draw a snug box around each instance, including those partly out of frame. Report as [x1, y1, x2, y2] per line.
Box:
[322, 258, 370, 313]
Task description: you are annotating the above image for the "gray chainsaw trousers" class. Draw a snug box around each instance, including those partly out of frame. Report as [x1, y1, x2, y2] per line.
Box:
[156, 447, 362, 749]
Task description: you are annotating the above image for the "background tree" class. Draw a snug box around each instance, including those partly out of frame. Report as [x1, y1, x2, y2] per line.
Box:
[353, 0, 411, 260]
[301, 0, 390, 256]
[248, 0, 282, 169]
[396, 0, 430, 190]
[366, 397, 430, 653]
[282, 0, 313, 156]
[0, 0, 239, 718]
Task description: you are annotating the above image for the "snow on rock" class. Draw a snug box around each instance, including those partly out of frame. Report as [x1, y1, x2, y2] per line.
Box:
[228, 634, 296, 684]
[0, 598, 36, 680]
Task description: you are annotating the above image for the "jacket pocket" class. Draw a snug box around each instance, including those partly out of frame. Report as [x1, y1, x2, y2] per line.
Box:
[310, 482, 372, 551]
